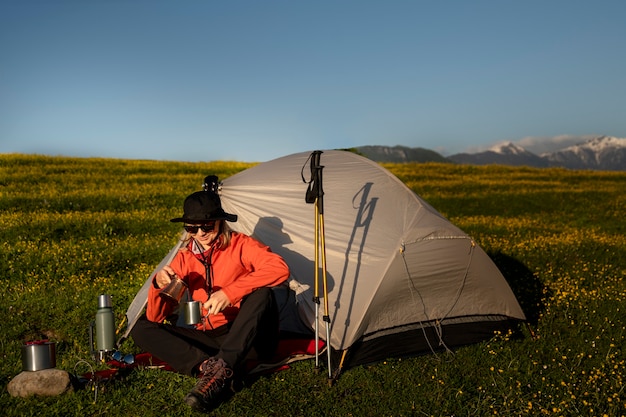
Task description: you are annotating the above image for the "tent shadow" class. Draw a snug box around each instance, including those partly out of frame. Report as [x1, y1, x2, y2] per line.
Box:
[487, 251, 548, 326]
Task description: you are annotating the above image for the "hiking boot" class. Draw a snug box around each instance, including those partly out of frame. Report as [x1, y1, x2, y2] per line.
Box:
[184, 358, 233, 412]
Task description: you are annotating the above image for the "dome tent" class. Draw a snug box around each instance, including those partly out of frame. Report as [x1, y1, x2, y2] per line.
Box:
[120, 150, 525, 373]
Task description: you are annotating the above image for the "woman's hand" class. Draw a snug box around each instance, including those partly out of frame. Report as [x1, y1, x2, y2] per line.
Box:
[155, 265, 177, 289]
[203, 290, 231, 315]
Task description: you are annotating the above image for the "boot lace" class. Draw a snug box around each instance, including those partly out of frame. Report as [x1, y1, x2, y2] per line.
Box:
[192, 358, 233, 399]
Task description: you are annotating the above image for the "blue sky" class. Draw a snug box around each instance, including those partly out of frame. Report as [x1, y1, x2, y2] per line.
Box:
[2, 1, 625, 162]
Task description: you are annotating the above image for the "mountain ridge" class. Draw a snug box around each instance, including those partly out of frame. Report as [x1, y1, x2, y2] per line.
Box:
[355, 136, 626, 171]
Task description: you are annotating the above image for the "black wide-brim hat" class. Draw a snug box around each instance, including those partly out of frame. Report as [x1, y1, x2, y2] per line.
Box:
[170, 191, 238, 223]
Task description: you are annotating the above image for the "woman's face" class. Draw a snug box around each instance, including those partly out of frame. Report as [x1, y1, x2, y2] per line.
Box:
[184, 220, 221, 248]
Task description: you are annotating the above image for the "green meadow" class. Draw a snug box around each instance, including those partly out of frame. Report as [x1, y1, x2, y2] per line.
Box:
[1, 154, 624, 416]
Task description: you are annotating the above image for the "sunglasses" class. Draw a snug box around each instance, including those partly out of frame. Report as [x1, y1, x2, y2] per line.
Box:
[111, 351, 135, 365]
[184, 223, 217, 234]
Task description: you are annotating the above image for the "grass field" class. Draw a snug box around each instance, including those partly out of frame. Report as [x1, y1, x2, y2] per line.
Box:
[1, 154, 625, 416]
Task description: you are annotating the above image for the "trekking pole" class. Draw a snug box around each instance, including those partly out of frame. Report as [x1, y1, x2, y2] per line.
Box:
[303, 151, 333, 382]
[317, 163, 333, 383]
[313, 182, 321, 372]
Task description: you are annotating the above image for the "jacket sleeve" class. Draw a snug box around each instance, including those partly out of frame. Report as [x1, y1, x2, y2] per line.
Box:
[220, 235, 290, 306]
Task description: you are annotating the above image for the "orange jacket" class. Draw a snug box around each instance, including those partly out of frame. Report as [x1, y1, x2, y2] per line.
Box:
[146, 232, 290, 330]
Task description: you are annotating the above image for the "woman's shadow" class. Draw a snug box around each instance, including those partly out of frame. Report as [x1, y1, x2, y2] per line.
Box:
[251, 216, 332, 337]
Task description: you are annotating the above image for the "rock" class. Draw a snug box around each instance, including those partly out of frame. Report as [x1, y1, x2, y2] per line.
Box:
[7, 369, 74, 397]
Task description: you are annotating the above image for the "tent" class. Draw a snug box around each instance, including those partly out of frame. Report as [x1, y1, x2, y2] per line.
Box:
[120, 150, 525, 372]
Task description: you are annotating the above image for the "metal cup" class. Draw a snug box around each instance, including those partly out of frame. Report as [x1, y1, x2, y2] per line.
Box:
[184, 301, 202, 325]
[159, 276, 188, 304]
[22, 341, 56, 371]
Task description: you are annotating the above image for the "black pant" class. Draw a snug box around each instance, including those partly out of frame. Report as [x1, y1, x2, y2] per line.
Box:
[131, 287, 279, 376]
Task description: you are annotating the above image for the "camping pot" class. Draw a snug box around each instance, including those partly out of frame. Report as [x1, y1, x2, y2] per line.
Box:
[22, 340, 56, 371]
[159, 276, 187, 304]
[183, 301, 202, 325]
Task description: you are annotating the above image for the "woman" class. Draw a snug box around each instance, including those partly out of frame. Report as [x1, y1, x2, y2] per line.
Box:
[131, 189, 290, 412]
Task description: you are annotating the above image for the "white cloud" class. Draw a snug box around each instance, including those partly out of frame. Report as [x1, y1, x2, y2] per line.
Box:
[463, 141, 510, 154]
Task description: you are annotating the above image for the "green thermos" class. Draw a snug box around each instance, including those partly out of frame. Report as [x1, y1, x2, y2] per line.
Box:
[95, 294, 115, 359]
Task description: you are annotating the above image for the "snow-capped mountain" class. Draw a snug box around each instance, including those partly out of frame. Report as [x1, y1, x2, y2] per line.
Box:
[357, 136, 626, 170]
[448, 136, 626, 170]
[447, 142, 549, 167]
[490, 142, 528, 154]
[542, 136, 626, 170]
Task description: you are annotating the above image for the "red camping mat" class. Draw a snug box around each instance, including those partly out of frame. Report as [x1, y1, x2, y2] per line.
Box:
[83, 337, 323, 381]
